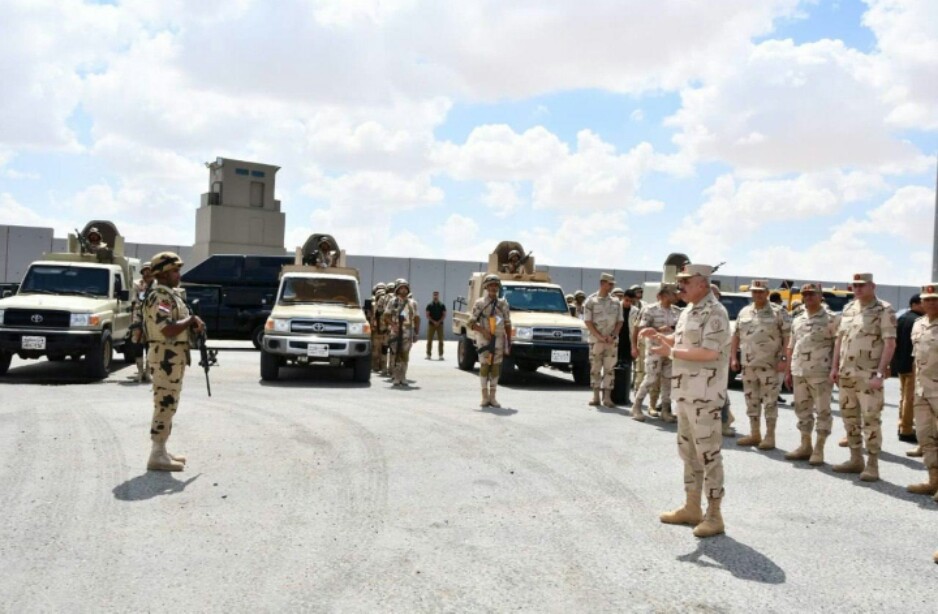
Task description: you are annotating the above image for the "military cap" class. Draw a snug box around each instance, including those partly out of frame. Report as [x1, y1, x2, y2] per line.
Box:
[574, 290, 586, 298]
[851, 273, 874, 285]
[139, 263, 152, 272]
[659, 283, 678, 295]
[801, 283, 821, 294]
[612, 287, 625, 296]
[150, 251, 184, 274]
[676, 264, 715, 279]
[599, 272, 615, 284]
[750, 279, 770, 292]
[482, 273, 501, 288]
[628, 284, 642, 291]
[921, 283, 938, 299]
[508, 249, 521, 259]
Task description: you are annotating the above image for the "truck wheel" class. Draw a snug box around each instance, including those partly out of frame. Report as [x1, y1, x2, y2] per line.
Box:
[572, 361, 590, 386]
[498, 355, 516, 384]
[251, 324, 265, 350]
[84, 331, 113, 379]
[0, 351, 11, 375]
[260, 351, 280, 381]
[457, 335, 477, 371]
[352, 355, 371, 383]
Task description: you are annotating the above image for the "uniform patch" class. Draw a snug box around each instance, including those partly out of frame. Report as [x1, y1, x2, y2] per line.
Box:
[158, 301, 172, 314]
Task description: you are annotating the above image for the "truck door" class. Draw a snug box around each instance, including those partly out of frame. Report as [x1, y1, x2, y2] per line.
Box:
[113, 271, 133, 337]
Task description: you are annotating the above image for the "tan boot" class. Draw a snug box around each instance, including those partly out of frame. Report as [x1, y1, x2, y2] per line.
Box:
[933, 550, 938, 564]
[809, 433, 828, 466]
[589, 388, 600, 406]
[860, 453, 879, 482]
[660, 403, 676, 423]
[147, 441, 184, 472]
[602, 389, 616, 408]
[659, 490, 703, 526]
[907, 445, 924, 457]
[480, 382, 491, 408]
[737, 418, 762, 446]
[166, 450, 186, 464]
[907, 467, 938, 495]
[135, 357, 146, 382]
[631, 404, 646, 422]
[693, 497, 725, 538]
[488, 384, 501, 409]
[722, 423, 736, 437]
[757, 419, 776, 450]
[785, 432, 813, 461]
[833, 447, 864, 474]
[649, 392, 661, 418]
[838, 435, 848, 447]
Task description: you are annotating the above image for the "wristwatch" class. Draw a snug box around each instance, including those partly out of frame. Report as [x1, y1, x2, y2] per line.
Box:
[874, 371, 884, 379]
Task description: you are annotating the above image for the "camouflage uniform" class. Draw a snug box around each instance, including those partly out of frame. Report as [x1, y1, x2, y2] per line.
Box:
[630, 298, 646, 394]
[735, 302, 791, 422]
[789, 307, 838, 436]
[672, 290, 730, 501]
[131, 277, 153, 382]
[144, 283, 191, 446]
[472, 292, 512, 406]
[634, 301, 682, 414]
[370, 289, 387, 372]
[385, 292, 419, 386]
[836, 298, 897, 456]
[910, 301, 938, 499]
[584, 289, 623, 400]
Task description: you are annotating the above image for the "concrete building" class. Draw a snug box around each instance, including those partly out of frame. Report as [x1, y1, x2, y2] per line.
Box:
[191, 157, 286, 265]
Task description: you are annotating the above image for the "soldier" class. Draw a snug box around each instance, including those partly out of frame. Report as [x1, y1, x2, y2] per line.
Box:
[84, 227, 109, 254]
[629, 285, 648, 398]
[632, 285, 681, 422]
[471, 274, 512, 408]
[500, 250, 523, 274]
[573, 290, 587, 319]
[584, 273, 624, 408]
[565, 293, 575, 316]
[641, 264, 730, 538]
[131, 264, 154, 383]
[143, 252, 203, 472]
[382, 281, 397, 376]
[425, 290, 447, 360]
[731, 279, 791, 450]
[906, 283, 938, 499]
[784, 283, 839, 465]
[384, 278, 420, 387]
[830, 273, 897, 481]
[313, 238, 336, 268]
[370, 283, 387, 372]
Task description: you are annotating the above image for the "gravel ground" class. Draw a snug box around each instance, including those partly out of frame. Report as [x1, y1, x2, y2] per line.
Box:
[0, 340, 935, 613]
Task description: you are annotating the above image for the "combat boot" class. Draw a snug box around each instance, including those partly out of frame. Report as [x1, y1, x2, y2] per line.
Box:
[589, 388, 600, 406]
[785, 432, 813, 461]
[832, 447, 864, 474]
[135, 357, 145, 382]
[660, 402, 676, 423]
[907, 467, 938, 495]
[480, 382, 491, 407]
[147, 441, 184, 472]
[488, 383, 501, 409]
[649, 393, 661, 418]
[631, 404, 646, 422]
[722, 423, 736, 437]
[659, 490, 703, 526]
[737, 418, 762, 447]
[166, 450, 187, 464]
[838, 435, 848, 447]
[693, 498, 725, 538]
[602, 389, 616, 408]
[757, 419, 777, 450]
[907, 445, 923, 457]
[809, 433, 828, 466]
[934, 550, 938, 564]
[860, 453, 879, 482]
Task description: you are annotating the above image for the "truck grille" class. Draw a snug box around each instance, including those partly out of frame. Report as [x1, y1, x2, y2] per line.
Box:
[532, 327, 583, 343]
[290, 319, 348, 335]
[3, 309, 71, 329]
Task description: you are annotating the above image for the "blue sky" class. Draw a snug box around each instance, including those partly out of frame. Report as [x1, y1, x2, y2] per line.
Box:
[0, 0, 935, 284]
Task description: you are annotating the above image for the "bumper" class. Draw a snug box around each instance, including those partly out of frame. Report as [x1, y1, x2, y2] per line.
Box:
[510, 341, 590, 364]
[0, 328, 101, 355]
[263, 333, 371, 358]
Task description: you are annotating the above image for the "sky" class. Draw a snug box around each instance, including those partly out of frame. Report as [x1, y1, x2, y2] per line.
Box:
[0, 0, 936, 284]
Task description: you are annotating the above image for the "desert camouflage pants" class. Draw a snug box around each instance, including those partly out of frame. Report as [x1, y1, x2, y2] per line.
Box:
[478, 335, 507, 383]
[839, 376, 884, 454]
[633, 339, 646, 392]
[371, 332, 386, 372]
[792, 375, 833, 434]
[676, 398, 725, 500]
[389, 333, 413, 384]
[589, 340, 617, 390]
[635, 354, 672, 405]
[148, 342, 188, 443]
[913, 395, 938, 470]
[742, 366, 781, 420]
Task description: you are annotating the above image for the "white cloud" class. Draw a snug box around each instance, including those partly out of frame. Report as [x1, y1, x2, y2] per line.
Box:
[482, 182, 524, 218]
[0, 193, 48, 227]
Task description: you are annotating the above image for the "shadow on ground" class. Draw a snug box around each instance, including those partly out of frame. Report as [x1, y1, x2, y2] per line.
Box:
[678, 535, 786, 584]
[113, 472, 201, 501]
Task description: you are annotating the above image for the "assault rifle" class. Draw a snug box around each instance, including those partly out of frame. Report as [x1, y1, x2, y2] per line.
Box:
[474, 297, 499, 363]
[517, 250, 533, 269]
[396, 313, 405, 359]
[190, 300, 217, 396]
[74, 228, 91, 254]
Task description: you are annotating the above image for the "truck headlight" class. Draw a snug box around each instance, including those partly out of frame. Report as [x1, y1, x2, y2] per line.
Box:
[349, 322, 370, 335]
[514, 327, 533, 341]
[265, 318, 290, 332]
[70, 313, 101, 327]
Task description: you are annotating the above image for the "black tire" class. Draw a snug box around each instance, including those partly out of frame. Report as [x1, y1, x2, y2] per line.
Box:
[498, 355, 516, 385]
[84, 330, 113, 379]
[572, 361, 590, 386]
[260, 350, 280, 381]
[457, 335, 477, 371]
[352, 355, 371, 383]
[251, 324, 265, 350]
[0, 351, 11, 375]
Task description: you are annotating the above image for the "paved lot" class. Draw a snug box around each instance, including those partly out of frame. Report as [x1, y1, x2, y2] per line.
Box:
[0, 340, 935, 612]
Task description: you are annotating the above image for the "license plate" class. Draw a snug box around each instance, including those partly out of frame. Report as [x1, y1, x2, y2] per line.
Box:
[307, 343, 329, 358]
[22, 336, 46, 350]
[551, 350, 571, 364]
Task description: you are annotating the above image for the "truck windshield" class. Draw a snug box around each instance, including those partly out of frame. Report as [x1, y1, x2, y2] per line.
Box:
[20, 265, 110, 297]
[279, 277, 360, 306]
[501, 285, 569, 313]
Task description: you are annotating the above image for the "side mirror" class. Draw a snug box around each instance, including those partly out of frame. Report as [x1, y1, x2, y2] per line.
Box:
[117, 289, 130, 302]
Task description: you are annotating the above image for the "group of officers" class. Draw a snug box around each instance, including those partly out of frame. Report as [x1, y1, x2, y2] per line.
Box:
[130, 246, 938, 562]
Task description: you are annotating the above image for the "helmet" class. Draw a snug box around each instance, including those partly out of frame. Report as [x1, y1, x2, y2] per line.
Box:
[574, 290, 586, 299]
[395, 278, 410, 293]
[508, 249, 521, 259]
[87, 227, 101, 240]
[139, 263, 152, 273]
[150, 251, 184, 274]
[373, 282, 386, 293]
[482, 274, 501, 288]
[612, 287, 624, 296]
[565, 293, 574, 302]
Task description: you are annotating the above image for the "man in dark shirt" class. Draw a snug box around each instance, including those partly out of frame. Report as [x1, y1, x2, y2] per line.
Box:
[615, 288, 633, 404]
[425, 291, 447, 360]
[893, 294, 923, 445]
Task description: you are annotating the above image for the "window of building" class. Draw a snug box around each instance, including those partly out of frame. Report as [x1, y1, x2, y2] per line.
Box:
[235, 168, 249, 176]
[250, 170, 266, 178]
